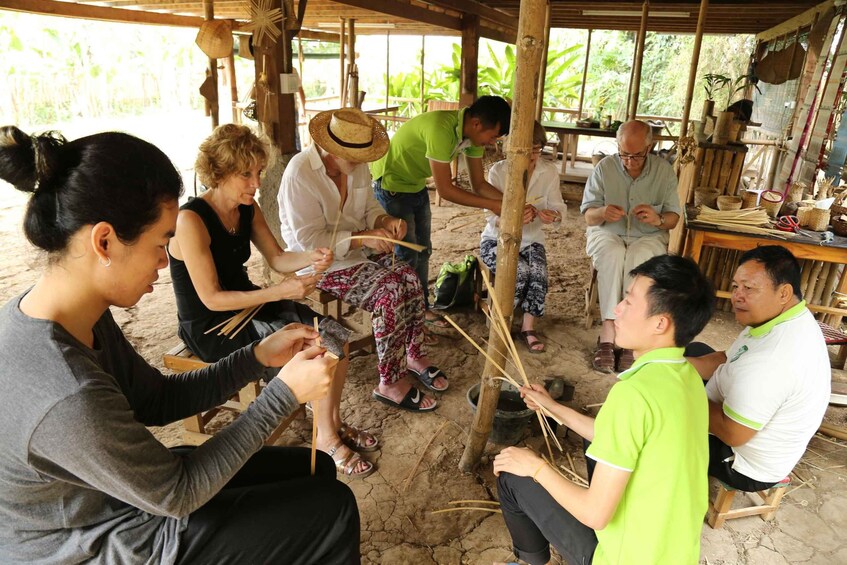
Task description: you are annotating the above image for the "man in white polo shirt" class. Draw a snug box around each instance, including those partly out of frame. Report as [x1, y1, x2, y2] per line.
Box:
[689, 245, 830, 490]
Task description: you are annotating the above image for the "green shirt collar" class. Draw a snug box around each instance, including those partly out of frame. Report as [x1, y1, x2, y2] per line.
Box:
[457, 107, 467, 142]
[619, 346, 686, 380]
[748, 300, 806, 337]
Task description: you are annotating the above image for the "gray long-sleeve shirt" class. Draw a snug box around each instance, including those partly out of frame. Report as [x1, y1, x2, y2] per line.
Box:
[0, 293, 299, 564]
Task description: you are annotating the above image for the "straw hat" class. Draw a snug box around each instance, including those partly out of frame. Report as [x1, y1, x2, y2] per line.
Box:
[196, 20, 233, 59]
[309, 108, 389, 163]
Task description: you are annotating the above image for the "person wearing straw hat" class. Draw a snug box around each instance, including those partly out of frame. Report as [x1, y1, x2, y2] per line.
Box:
[370, 95, 512, 331]
[0, 125, 359, 563]
[581, 120, 681, 374]
[170, 124, 377, 478]
[494, 255, 714, 565]
[279, 108, 445, 413]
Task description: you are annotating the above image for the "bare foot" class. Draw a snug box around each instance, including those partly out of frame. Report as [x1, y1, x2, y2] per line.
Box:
[378, 379, 436, 409]
[407, 356, 448, 390]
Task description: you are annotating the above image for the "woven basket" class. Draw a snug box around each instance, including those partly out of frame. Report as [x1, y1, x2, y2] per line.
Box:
[694, 187, 721, 208]
[717, 195, 742, 211]
[797, 206, 814, 227]
[787, 182, 807, 203]
[808, 208, 830, 232]
[831, 191, 847, 216]
[831, 214, 847, 237]
[741, 190, 760, 209]
[761, 191, 784, 218]
[196, 20, 233, 59]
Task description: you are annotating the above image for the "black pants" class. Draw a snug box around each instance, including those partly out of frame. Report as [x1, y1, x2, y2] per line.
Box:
[498, 472, 597, 565]
[175, 446, 360, 565]
[685, 342, 778, 493]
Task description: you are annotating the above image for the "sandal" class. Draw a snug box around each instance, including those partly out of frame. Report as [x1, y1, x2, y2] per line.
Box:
[617, 348, 634, 372]
[592, 340, 615, 374]
[338, 422, 379, 453]
[425, 312, 451, 329]
[408, 366, 449, 392]
[372, 387, 437, 412]
[327, 442, 376, 479]
[519, 330, 545, 354]
[423, 329, 439, 346]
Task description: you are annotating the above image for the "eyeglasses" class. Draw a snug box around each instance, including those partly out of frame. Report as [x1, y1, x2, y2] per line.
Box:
[618, 147, 649, 162]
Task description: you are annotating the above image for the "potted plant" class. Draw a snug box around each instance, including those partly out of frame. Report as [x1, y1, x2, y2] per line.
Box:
[702, 73, 730, 118]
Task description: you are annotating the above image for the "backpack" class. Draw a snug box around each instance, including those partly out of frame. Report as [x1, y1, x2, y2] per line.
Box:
[432, 255, 478, 310]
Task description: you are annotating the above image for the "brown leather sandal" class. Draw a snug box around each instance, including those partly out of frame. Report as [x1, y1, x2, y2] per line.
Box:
[592, 340, 616, 374]
[617, 349, 635, 372]
[338, 423, 379, 453]
[327, 442, 376, 479]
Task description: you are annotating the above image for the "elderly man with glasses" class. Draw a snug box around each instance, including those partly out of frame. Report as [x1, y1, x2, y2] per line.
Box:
[580, 120, 681, 374]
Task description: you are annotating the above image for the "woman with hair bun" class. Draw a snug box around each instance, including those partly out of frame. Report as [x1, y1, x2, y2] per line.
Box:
[0, 126, 360, 564]
[169, 123, 377, 478]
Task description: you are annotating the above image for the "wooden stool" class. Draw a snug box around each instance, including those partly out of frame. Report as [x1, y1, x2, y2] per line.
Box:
[818, 320, 847, 369]
[305, 289, 375, 354]
[707, 476, 791, 529]
[163, 342, 302, 446]
[584, 267, 600, 329]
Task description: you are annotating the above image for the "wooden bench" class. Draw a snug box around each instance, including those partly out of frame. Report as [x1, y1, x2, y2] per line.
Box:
[305, 289, 375, 354]
[818, 320, 847, 369]
[707, 476, 791, 529]
[163, 342, 302, 446]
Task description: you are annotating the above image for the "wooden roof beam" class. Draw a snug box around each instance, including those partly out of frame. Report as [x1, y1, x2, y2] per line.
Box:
[756, 0, 834, 42]
[0, 0, 204, 27]
[424, 0, 516, 31]
[328, 0, 461, 30]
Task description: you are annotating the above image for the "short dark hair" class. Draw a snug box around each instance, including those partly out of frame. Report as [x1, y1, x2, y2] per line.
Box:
[467, 95, 511, 135]
[630, 255, 716, 346]
[737, 245, 802, 300]
[0, 125, 182, 253]
[532, 121, 547, 147]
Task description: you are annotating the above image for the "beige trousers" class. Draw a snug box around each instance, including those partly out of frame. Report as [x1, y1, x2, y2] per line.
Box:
[585, 228, 670, 320]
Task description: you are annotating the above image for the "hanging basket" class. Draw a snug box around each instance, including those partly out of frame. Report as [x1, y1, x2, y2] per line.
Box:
[196, 20, 233, 59]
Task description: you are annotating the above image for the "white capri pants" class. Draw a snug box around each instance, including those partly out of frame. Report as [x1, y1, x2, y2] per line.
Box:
[586, 228, 670, 320]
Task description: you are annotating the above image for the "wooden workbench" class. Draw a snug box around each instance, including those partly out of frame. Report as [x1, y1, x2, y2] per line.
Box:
[541, 120, 617, 175]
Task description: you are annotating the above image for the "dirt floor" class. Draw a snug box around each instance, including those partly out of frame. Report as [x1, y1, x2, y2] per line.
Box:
[1, 178, 846, 564]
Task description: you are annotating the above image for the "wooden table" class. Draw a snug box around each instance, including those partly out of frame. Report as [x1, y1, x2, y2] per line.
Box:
[541, 120, 618, 175]
[684, 224, 847, 317]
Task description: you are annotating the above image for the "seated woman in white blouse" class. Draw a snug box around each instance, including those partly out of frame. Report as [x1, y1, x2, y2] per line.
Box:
[278, 108, 446, 414]
[480, 121, 567, 353]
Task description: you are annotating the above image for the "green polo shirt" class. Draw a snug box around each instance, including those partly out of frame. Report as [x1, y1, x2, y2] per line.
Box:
[586, 347, 709, 565]
[370, 108, 485, 194]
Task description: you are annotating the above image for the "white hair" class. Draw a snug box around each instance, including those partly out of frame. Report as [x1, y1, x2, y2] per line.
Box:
[616, 120, 653, 146]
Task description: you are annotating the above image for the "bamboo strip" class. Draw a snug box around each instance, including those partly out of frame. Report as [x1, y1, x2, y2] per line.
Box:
[431, 507, 503, 515]
[448, 500, 501, 506]
[230, 303, 264, 339]
[819, 423, 847, 442]
[218, 307, 252, 336]
[403, 420, 450, 492]
[800, 259, 814, 297]
[205, 315, 235, 335]
[558, 464, 589, 486]
[310, 317, 321, 476]
[335, 234, 426, 252]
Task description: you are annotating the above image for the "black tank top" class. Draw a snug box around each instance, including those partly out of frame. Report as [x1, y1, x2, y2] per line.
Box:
[169, 197, 256, 361]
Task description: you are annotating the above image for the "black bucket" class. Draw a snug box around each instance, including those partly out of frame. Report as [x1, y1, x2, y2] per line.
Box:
[467, 383, 535, 446]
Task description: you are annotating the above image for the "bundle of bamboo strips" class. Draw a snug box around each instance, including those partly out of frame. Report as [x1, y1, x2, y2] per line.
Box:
[204, 304, 264, 339]
[692, 206, 788, 238]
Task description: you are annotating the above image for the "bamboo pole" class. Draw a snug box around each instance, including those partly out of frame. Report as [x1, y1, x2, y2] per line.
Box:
[420, 35, 426, 110]
[679, 0, 709, 140]
[536, 2, 552, 120]
[385, 31, 390, 111]
[223, 53, 238, 124]
[628, 0, 649, 120]
[347, 19, 356, 107]
[576, 29, 592, 121]
[460, 0, 547, 472]
[202, 0, 219, 128]
[338, 18, 345, 105]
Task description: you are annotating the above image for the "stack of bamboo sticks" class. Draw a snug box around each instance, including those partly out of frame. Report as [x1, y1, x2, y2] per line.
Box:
[205, 304, 264, 339]
[693, 206, 787, 238]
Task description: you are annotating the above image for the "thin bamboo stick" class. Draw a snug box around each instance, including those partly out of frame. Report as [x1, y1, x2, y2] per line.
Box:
[431, 507, 503, 515]
[335, 234, 426, 252]
[310, 317, 321, 476]
[230, 303, 264, 339]
[448, 500, 501, 506]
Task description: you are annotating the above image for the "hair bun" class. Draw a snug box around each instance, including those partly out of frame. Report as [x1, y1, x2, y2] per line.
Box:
[0, 126, 66, 193]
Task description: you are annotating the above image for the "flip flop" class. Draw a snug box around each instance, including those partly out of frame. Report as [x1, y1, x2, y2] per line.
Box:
[372, 387, 437, 412]
[408, 366, 449, 391]
[519, 330, 545, 354]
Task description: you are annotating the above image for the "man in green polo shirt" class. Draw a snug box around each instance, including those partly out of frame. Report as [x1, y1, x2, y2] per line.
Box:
[371, 95, 511, 325]
[493, 254, 715, 565]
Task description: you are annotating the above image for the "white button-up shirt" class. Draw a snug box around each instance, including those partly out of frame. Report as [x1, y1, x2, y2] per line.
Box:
[481, 158, 567, 248]
[278, 144, 387, 273]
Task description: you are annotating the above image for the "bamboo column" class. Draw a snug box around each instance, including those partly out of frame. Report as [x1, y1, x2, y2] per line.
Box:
[223, 52, 238, 123]
[535, 1, 552, 120]
[420, 35, 426, 110]
[460, 14, 481, 106]
[460, 0, 547, 472]
[679, 0, 709, 140]
[576, 29, 592, 120]
[202, 0, 219, 128]
[338, 18, 345, 105]
[628, 0, 649, 120]
[347, 19, 357, 107]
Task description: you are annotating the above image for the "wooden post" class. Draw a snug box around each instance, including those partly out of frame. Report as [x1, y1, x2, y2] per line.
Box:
[253, 0, 296, 153]
[576, 28, 592, 120]
[420, 35, 426, 110]
[385, 30, 390, 110]
[347, 19, 357, 107]
[223, 52, 238, 123]
[460, 0, 547, 472]
[535, 2, 551, 120]
[460, 14, 480, 106]
[338, 18, 345, 105]
[679, 0, 709, 140]
[628, 0, 649, 120]
[202, 0, 219, 128]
